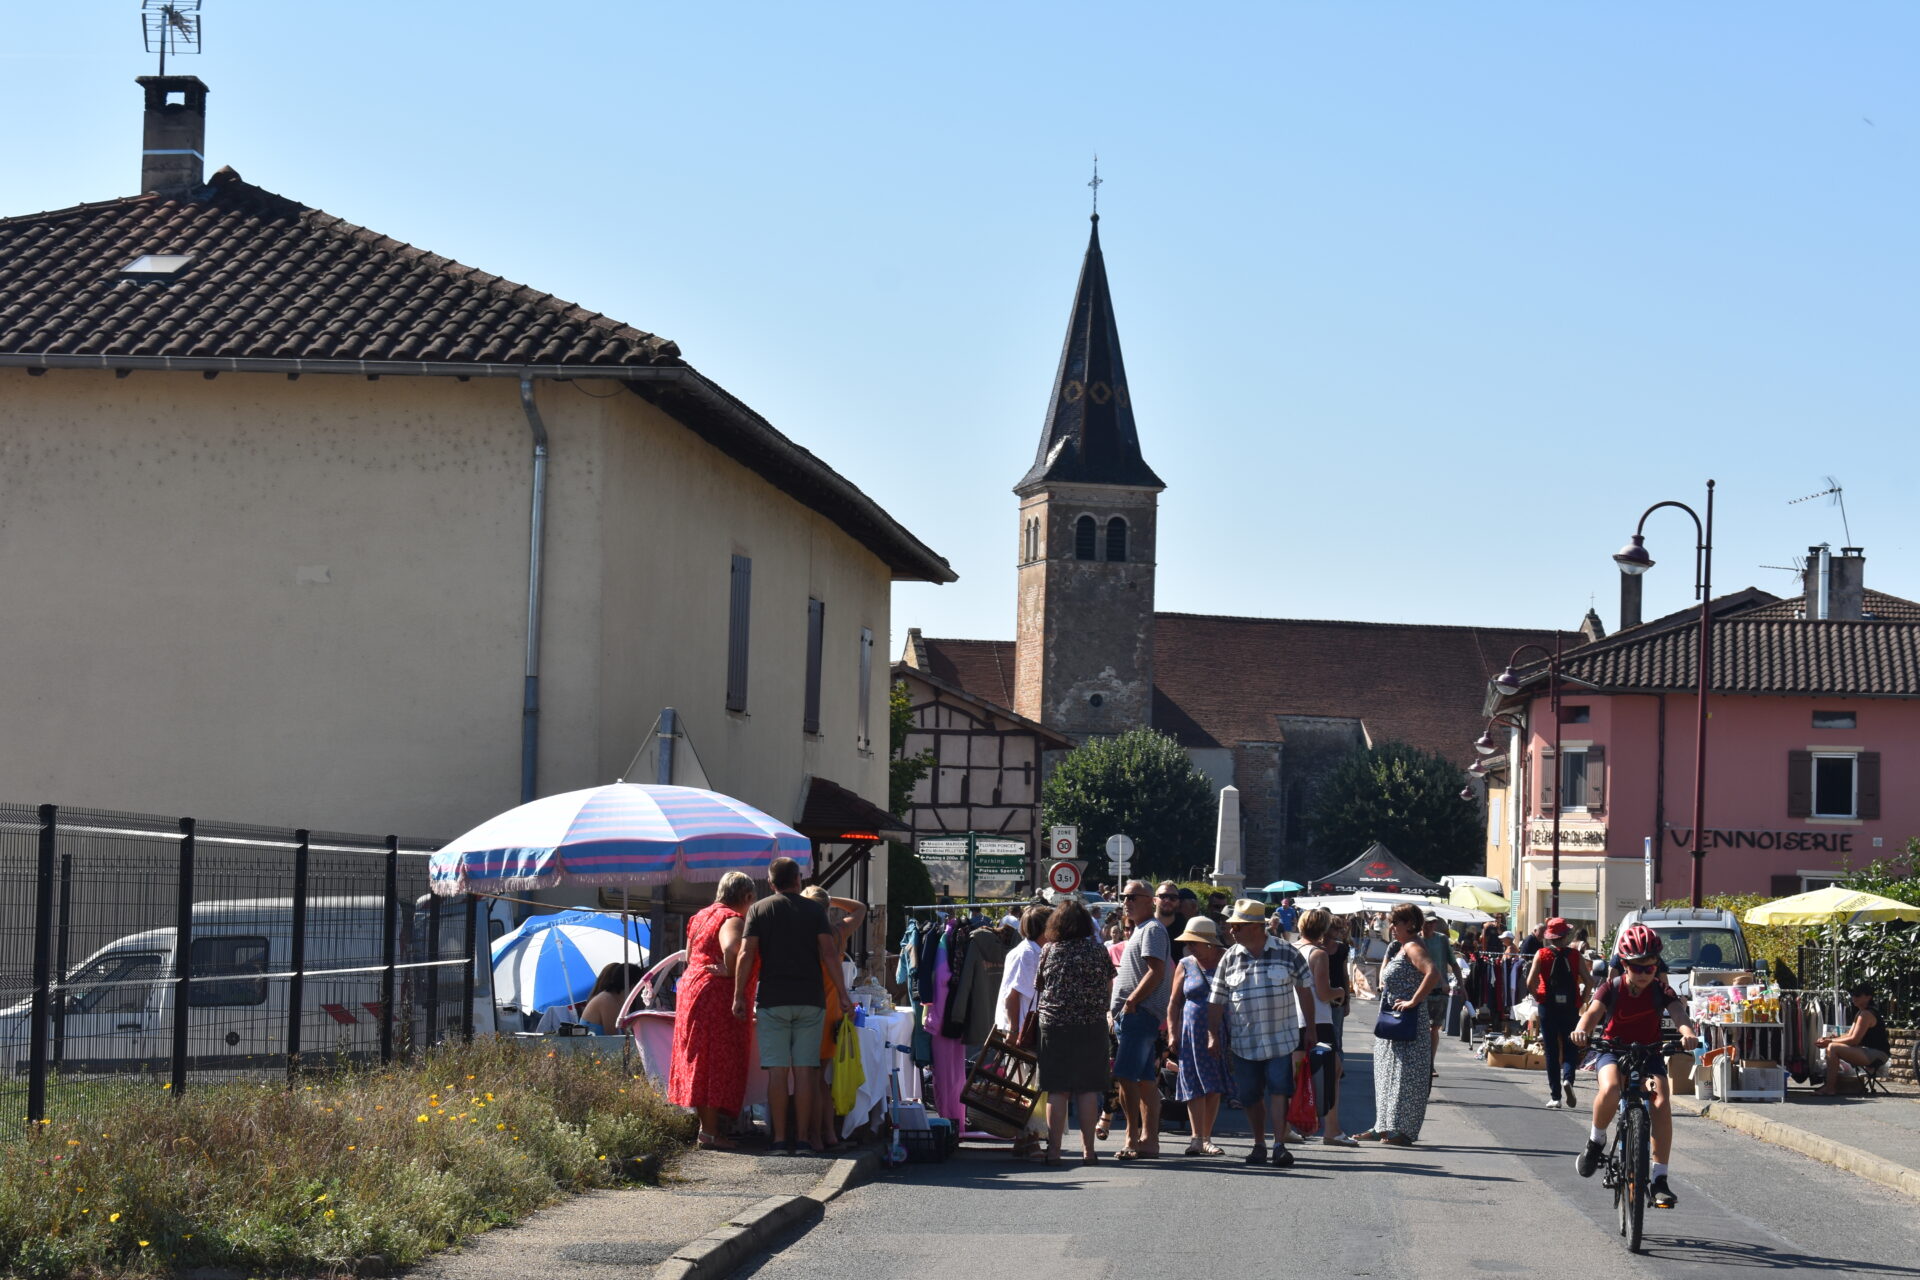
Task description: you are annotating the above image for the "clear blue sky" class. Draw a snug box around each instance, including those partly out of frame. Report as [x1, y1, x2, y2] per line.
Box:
[16, 4, 1918, 652]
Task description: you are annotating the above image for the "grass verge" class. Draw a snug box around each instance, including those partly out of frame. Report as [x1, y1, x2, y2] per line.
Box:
[0, 1038, 692, 1278]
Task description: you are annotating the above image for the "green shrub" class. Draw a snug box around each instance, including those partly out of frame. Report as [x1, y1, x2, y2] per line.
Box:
[0, 1037, 691, 1278]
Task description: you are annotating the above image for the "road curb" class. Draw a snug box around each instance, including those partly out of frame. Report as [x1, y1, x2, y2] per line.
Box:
[1675, 1095, 1920, 1202]
[654, 1149, 882, 1279]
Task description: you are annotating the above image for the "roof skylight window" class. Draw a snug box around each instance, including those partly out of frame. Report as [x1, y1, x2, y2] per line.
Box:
[119, 253, 194, 278]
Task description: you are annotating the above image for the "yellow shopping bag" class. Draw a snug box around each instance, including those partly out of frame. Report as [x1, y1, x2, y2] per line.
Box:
[831, 1016, 866, 1114]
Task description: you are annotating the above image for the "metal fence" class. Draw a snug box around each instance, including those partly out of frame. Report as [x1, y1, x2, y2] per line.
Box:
[0, 804, 476, 1125]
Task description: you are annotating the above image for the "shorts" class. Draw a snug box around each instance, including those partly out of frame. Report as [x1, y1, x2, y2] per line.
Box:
[1594, 1050, 1667, 1079]
[1860, 1047, 1892, 1069]
[1229, 1050, 1296, 1107]
[1111, 1008, 1161, 1082]
[758, 1004, 827, 1069]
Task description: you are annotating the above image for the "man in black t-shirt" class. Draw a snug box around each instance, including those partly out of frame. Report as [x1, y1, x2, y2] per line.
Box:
[733, 856, 855, 1153]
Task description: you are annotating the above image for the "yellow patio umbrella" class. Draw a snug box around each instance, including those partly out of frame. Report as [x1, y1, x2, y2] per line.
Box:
[1743, 887, 1920, 927]
[1745, 887, 1920, 1011]
[1450, 884, 1510, 913]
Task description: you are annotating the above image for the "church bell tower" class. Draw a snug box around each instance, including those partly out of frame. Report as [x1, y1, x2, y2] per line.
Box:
[1013, 213, 1163, 739]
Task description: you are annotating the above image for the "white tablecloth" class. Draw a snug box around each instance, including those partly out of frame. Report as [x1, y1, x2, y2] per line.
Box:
[627, 1006, 920, 1134]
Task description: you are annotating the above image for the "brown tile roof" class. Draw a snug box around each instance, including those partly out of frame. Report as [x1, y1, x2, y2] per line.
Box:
[915, 638, 1019, 710]
[1153, 613, 1580, 756]
[918, 614, 1579, 761]
[0, 168, 682, 366]
[1554, 616, 1920, 697]
[1740, 589, 1920, 623]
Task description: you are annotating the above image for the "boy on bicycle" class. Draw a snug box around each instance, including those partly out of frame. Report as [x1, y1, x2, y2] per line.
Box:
[1570, 925, 1698, 1209]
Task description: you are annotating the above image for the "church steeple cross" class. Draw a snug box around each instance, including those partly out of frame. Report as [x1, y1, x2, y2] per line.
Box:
[1088, 155, 1103, 218]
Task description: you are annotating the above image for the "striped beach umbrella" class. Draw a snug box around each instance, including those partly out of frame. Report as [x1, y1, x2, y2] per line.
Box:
[491, 909, 651, 1015]
[429, 783, 813, 896]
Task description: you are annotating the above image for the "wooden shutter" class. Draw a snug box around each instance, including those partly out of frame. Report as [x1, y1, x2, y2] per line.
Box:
[726, 555, 751, 713]
[1538, 746, 1557, 813]
[1786, 749, 1812, 818]
[1585, 744, 1606, 811]
[802, 598, 825, 734]
[1770, 874, 1803, 898]
[1858, 751, 1881, 820]
[857, 627, 874, 750]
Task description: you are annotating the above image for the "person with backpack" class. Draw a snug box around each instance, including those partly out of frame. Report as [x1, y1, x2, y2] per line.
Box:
[1526, 917, 1590, 1109]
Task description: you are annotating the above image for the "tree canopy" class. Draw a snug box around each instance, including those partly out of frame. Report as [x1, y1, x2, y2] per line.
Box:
[1042, 727, 1216, 882]
[1305, 742, 1481, 880]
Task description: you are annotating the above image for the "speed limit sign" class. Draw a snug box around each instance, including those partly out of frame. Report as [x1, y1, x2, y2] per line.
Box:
[1051, 825, 1078, 860]
[1047, 860, 1082, 894]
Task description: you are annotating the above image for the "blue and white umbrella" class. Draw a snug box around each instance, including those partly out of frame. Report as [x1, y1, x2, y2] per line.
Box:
[429, 783, 813, 896]
[491, 909, 651, 1015]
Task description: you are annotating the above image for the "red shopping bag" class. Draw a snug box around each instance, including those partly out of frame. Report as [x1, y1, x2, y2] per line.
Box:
[1287, 1069, 1318, 1137]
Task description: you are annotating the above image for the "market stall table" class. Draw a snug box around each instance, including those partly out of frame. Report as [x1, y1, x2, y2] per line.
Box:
[627, 1007, 920, 1136]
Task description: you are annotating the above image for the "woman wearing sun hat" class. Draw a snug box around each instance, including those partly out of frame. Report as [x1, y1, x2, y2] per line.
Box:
[1166, 915, 1231, 1156]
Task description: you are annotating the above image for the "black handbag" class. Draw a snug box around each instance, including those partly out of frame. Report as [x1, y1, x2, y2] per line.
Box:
[1374, 1004, 1420, 1042]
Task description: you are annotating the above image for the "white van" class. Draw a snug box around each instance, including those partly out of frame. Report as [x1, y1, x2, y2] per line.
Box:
[0, 895, 508, 1081]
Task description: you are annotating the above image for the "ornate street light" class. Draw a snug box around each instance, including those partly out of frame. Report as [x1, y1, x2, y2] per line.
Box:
[1616, 481, 1716, 908]
[1473, 730, 1500, 756]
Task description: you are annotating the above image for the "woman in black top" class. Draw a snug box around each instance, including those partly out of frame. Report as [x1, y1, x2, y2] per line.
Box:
[1815, 983, 1892, 1095]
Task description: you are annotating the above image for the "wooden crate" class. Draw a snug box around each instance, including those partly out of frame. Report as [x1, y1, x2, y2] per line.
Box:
[960, 1029, 1042, 1137]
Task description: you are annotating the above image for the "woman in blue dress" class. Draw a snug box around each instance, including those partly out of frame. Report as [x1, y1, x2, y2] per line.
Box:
[1166, 916, 1232, 1156]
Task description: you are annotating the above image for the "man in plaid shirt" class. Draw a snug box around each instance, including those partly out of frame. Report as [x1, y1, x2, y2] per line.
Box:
[1207, 898, 1315, 1168]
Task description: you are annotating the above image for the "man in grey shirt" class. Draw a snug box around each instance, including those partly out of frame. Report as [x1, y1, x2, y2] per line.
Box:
[1112, 878, 1172, 1158]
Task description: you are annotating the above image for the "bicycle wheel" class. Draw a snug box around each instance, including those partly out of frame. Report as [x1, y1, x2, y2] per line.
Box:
[1622, 1103, 1650, 1252]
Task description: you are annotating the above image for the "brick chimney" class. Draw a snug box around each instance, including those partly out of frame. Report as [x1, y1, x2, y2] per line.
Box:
[136, 75, 208, 197]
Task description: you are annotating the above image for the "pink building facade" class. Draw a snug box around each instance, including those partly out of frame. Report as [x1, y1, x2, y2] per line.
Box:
[1485, 552, 1920, 938]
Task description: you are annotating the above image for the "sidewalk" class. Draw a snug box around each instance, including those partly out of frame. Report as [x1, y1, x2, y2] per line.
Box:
[402, 1140, 876, 1280]
[1676, 1079, 1920, 1200]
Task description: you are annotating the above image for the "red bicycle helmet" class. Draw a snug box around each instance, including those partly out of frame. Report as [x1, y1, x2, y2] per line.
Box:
[1615, 924, 1663, 960]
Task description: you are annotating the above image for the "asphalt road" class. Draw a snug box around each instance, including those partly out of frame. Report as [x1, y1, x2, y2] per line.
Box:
[736, 1019, 1920, 1279]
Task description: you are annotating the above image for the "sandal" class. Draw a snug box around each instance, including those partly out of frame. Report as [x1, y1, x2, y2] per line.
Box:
[1354, 1130, 1384, 1142]
[1115, 1147, 1145, 1161]
[1321, 1134, 1360, 1148]
[1381, 1134, 1415, 1147]
[1199, 1141, 1225, 1157]
[1183, 1138, 1205, 1157]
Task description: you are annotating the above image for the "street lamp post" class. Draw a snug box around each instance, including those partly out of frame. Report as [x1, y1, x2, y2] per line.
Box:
[1614, 480, 1716, 909]
[1490, 637, 1567, 920]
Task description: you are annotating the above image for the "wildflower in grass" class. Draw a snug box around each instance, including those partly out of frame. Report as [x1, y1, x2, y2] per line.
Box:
[417, 1115, 429, 1123]
[161, 1083, 171, 1090]
[109, 1212, 120, 1222]
[66, 1139, 79, 1146]
[496, 1123, 506, 1130]
[347, 1145, 357, 1151]
[316, 1193, 328, 1202]
[325, 1209, 335, 1219]
[139, 1240, 150, 1247]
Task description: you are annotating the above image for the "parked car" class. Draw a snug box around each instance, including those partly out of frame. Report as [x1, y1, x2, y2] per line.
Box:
[0, 894, 509, 1081]
[1610, 906, 1756, 995]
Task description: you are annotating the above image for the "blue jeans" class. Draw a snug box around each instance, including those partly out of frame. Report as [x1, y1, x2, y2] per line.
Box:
[1111, 1008, 1160, 1082]
[1229, 1050, 1296, 1107]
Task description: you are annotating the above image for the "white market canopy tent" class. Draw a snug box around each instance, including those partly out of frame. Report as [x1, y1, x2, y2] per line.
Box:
[1294, 890, 1492, 927]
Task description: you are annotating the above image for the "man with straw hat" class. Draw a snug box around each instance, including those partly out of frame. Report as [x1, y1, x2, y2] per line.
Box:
[1207, 898, 1314, 1168]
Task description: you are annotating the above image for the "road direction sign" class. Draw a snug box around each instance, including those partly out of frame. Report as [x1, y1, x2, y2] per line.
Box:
[974, 838, 1026, 877]
[1051, 826, 1078, 860]
[917, 838, 969, 865]
[1047, 860, 1083, 893]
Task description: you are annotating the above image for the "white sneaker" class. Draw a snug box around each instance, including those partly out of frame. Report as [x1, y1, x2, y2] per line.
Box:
[1545, 1096, 1563, 1109]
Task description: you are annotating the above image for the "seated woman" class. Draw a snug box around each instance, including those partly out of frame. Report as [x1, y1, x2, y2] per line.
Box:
[580, 961, 647, 1035]
[1815, 984, 1892, 1095]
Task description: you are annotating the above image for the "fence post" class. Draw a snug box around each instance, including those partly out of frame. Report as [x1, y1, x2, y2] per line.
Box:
[52, 851, 73, 1067]
[425, 893, 442, 1049]
[27, 804, 57, 1125]
[170, 817, 196, 1096]
[380, 837, 398, 1066]
[286, 829, 310, 1083]
[460, 894, 477, 1043]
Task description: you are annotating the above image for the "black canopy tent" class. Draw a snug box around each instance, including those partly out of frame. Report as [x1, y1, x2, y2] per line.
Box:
[1309, 842, 1444, 898]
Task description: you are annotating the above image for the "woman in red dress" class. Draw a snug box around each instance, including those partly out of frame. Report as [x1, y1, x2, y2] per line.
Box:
[668, 872, 757, 1147]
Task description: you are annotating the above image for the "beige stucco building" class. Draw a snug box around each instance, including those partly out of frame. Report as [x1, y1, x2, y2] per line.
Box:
[0, 77, 950, 926]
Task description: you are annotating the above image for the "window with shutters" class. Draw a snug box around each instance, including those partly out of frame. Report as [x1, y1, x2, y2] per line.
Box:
[856, 627, 874, 751]
[1105, 517, 1128, 562]
[725, 555, 751, 713]
[1541, 745, 1604, 813]
[1560, 749, 1589, 809]
[802, 598, 825, 734]
[1791, 750, 1879, 820]
[1074, 515, 1097, 560]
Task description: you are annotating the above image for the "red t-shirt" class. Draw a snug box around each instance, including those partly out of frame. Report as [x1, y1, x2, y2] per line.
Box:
[1593, 976, 1676, 1045]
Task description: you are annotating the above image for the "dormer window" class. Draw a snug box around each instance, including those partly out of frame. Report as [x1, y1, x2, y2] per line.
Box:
[1074, 515, 1097, 560]
[119, 253, 193, 279]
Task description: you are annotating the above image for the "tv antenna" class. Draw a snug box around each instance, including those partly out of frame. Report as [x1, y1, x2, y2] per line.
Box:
[1788, 475, 1852, 545]
[142, 1, 202, 77]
